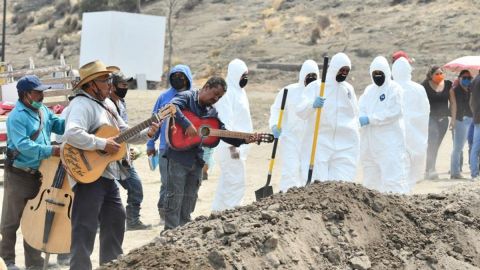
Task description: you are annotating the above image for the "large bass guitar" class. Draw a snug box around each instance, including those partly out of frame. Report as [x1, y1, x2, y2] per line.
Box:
[166, 110, 274, 150]
[21, 156, 73, 267]
[61, 104, 176, 183]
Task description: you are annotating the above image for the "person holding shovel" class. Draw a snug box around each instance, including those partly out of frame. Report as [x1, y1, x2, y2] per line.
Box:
[269, 60, 319, 192]
[296, 53, 360, 183]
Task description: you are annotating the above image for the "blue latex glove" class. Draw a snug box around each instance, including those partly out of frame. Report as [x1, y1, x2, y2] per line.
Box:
[359, 116, 370, 127]
[272, 125, 282, 139]
[313, 96, 326, 108]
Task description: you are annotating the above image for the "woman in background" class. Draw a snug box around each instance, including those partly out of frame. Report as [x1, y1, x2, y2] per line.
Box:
[422, 66, 455, 180]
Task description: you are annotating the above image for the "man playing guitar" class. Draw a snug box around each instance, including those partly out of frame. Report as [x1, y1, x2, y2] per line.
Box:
[163, 76, 260, 230]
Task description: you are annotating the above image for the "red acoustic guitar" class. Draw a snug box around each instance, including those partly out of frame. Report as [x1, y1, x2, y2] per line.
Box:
[166, 110, 274, 151]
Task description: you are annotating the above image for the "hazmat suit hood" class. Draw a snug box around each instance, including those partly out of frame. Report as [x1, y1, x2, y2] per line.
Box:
[326, 53, 352, 84]
[391, 57, 412, 82]
[369, 56, 392, 88]
[226, 59, 248, 89]
[168, 64, 193, 91]
[298, 60, 320, 86]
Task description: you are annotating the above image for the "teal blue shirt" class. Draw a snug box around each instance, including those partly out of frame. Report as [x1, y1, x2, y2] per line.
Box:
[6, 100, 65, 169]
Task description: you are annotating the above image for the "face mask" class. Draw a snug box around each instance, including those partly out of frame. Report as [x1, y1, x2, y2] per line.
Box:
[31, 101, 42, 109]
[461, 78, 471, 87]
[432, 74, 445, 84]
[170, 77, 186, 90]
[305, 76, 317, 86]
[336, 74, 347, 82]
[373, 74, 385, 86]
[115, 87, 128, 98]
[239, 77, 248, 88]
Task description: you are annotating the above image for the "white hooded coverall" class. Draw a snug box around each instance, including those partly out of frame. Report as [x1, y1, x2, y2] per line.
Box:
[296, 53, 360, 182]
[359, 56, 409, 194]
[392, 57, 430, 191]
[269, 60, 319, 192]
[212, 59, 253, 211]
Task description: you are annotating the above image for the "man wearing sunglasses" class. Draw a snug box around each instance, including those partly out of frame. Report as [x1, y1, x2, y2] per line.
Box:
[61, 60, 159, 269]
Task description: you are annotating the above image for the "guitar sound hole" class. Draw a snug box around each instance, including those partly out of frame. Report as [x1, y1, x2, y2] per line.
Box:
[199, 126, 210, 137]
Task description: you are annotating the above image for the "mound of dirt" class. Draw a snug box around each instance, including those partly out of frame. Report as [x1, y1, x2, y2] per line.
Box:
[101, 182, 480, 270]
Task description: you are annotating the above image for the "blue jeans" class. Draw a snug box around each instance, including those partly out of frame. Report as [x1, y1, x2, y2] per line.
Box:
[118, 166, 143, 223]
[157, 149, 168, 214]
[450, 117, 472, 176]
[164, 158, 202, 230]
[470, 123, 480, 177]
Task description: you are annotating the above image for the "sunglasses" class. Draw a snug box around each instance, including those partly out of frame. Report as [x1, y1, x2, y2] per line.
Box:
[94, 76, 113, 84]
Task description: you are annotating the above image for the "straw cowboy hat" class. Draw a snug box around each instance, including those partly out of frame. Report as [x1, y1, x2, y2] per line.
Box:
[73, 60, 119, 89]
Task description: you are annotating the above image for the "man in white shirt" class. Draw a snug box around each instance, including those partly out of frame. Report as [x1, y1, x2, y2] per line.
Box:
[61, 60, 159, 270]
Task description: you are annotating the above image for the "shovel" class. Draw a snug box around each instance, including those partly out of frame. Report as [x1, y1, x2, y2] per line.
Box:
[255, 88, 288, 201]
[306, 56, 329, 185]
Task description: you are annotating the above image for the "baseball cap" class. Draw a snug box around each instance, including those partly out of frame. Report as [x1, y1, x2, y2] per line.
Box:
[112, 71, 133, 85]
[16, 75, 51, 92]
[392, 50, 413, 63]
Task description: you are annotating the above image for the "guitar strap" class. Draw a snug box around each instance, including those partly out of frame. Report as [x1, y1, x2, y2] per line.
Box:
[74, 94, 120, 127]
[74, 94, 130, 169]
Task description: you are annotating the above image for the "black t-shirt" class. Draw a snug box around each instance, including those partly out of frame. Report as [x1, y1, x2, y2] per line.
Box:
[422, 80, 452, 118]
[453, 84, 473, 121]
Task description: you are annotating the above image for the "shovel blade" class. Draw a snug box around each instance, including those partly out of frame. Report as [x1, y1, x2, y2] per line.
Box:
[255, 186, 273, 201]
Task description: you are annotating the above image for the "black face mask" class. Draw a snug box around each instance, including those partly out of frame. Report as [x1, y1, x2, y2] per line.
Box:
[336, 74, 347, 82]
[170, 77, 186, 90]
[373, 74, 386, 86]
[115, 87, 128, 98]
[239, 77, 248, 88]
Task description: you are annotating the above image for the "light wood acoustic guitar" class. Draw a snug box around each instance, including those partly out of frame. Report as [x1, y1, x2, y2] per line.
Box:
[166, 110, 274, 150]
[61, 104, 176, 184]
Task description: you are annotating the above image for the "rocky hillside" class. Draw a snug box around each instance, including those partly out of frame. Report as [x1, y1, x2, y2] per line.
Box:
[3, 0, 480, 90]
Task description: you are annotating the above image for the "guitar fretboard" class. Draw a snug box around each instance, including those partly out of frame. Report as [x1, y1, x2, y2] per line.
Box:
[114, 115, 159, 144]
[208, 129, 252, 140]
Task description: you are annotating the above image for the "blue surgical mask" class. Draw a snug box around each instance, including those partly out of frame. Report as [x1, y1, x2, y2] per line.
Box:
[461, 78, 471, 87]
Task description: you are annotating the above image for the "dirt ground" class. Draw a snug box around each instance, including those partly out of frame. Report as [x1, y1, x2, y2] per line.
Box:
[0, 89, 476, 269]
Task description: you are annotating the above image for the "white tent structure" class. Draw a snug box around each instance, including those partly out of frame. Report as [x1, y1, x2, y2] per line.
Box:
[80, 11, 166, 83]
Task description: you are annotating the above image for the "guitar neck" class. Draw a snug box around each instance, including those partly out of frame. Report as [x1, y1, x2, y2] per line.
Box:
[208, 129, 251, 140]
[114, 115, 158, 144]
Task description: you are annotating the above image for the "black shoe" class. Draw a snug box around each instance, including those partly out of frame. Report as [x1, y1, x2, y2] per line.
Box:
[127, 220, 152, 231]
[57, 253, 71, 266]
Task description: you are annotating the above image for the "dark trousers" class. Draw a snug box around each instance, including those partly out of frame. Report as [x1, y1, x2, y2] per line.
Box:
[157, 149, 168, 215]
[426, 116, 449, 174]
[0, 164, 43, 267]
[118, 166, 143, 224]
[70, 177, 126, 270]
[164, 158, 202, 230]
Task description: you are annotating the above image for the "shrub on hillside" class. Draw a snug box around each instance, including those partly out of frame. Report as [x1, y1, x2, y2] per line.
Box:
[109, 0, 139, 12]
[183, 0, 203, 12]
[55, 0, 71, 17]
[80, 0, 109, 13]
[46, 35, 58, 54]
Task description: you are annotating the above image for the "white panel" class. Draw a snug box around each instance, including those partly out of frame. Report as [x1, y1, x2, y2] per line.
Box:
[80, 11, 166, 82]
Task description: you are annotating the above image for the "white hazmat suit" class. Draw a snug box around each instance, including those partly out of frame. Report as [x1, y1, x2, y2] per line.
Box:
[212, 59, 253, 211]
[359, 56, 409, 194]
[392, 57, 430, 191]
[269, 60, 319, 192]
[296, 53, 360, 182]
